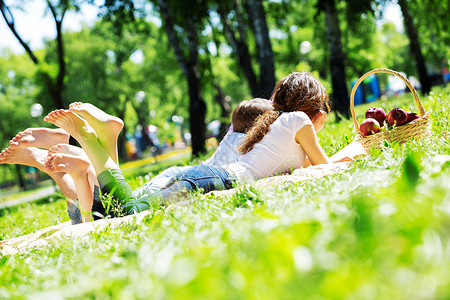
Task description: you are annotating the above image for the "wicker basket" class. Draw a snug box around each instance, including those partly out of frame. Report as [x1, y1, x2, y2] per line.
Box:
[350, 68, 430, 151]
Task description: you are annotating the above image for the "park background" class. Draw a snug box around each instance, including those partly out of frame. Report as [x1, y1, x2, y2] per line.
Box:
[0, 0, 449, 299]
[1, 0, 448, 191]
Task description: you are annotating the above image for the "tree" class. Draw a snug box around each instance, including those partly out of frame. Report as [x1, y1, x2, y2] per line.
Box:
[397, 0, 431, 94]
[45, 0, 71, 108]
[412, 0, 450, 64]
[0, 0, 81, 109]
[245, 0, 275, 97]
[0, 0, 38, 64]
[315, 0, 380, 119]
[216, 0, 259, 96]
[156, 0, 208, 156]
[318, 0, 349, 120]
[215, 0, 275, 98]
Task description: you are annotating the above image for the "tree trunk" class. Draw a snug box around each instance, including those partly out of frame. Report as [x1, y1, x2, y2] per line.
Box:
[158, 0, 206, 156]
[398, 0, 431, 95]
[324, 0, 349, 120]
[185, 18, 207, 156]
[245, 0, 276, 98]
[47, 1, 67, 109]
[0, 0, 39, 64]
[217, 2, 259, 96]
[54, 19, 67, 108]
[186, 67, 207, 155]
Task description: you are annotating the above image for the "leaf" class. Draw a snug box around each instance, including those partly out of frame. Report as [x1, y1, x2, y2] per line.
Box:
[401, 153, 421, 188]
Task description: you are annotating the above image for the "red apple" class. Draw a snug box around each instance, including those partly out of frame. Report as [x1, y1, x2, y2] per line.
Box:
[360, 118, 381, 137]
[365, 107, 386, 125]
[406, 112, 420, 123]
[386, 108, 408, 126]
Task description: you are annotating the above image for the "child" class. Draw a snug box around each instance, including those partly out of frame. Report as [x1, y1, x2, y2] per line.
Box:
[132, 98, 272, 198]
[44, 72, 351, 216]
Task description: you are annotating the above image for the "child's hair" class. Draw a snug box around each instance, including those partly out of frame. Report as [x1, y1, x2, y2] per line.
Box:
[232, 98, 273, 133]
[238, 72, 329, 154]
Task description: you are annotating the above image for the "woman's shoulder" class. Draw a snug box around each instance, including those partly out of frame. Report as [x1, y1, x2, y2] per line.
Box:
[281, 111, 310, 119]
[277, 111, 312, 127]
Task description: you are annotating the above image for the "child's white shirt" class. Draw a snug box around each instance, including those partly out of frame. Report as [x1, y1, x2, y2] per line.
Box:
[203, 132, 247, 166]
[224, 111, 312, 182]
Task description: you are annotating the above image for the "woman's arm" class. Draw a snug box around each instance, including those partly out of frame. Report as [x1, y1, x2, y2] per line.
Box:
[295, 124, 331, 166]
[297, 125, 354, 166]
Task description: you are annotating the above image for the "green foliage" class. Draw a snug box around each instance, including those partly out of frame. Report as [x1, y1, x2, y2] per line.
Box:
[407, 0, 450, 69]
[0, 51, 43, 185]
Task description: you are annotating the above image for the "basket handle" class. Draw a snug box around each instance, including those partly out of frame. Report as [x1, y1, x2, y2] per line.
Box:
[350, 68, 426, 134]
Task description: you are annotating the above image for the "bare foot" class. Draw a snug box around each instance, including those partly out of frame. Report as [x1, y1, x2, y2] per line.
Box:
[44, 153, 94, 222]
[0, 145, 78, 200]
[44, 153, 90, 174]
[0, 146, 48, 170]
[44, 109, 117, 175]
[9, 128, 69, 149]
[69, 102, 123, 163]
[48, 143, 97, 187]
[48, 143, 88, 159]
[44, 109, 97, 143]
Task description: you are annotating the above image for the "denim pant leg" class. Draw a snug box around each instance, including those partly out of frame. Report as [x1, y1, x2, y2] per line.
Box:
[66, 199, 82, 225]
[67, 185, 103, 224]
[152, 165, 235, 203]
[132, 166, 191, 200]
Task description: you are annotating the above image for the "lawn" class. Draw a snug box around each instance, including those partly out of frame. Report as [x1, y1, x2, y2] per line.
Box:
[0, 87, 449, 299]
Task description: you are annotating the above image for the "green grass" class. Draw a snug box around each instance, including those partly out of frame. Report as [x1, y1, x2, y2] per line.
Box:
[0, 181, 55, 204]
[0, 196, 69, 239]
[0, 87, 449, 299]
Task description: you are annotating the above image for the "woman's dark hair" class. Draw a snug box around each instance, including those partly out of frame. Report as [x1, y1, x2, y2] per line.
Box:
[238, 72, 329, 154]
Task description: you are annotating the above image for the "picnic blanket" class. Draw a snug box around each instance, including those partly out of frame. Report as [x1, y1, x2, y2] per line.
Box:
[0, 210, 153, 255]
[0, 142, 366, 255]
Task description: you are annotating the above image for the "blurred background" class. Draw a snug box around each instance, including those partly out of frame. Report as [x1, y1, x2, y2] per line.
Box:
[0, 0, 449, 193]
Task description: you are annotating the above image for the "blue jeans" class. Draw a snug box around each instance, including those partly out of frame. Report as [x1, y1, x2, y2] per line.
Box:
[132, 166, 191, 199]
[128, 165, 236, 213]
[166, 164, 235, 191]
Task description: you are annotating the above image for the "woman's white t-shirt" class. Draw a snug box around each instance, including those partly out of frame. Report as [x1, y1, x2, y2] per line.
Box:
[224, 111, 312, 182]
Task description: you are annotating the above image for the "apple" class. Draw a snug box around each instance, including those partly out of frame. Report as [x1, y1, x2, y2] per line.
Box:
[360, 118, 381, 137]
[406, 112, 420, 123]
[365, 107, 386, 125]
[386, 108, 408, 126]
